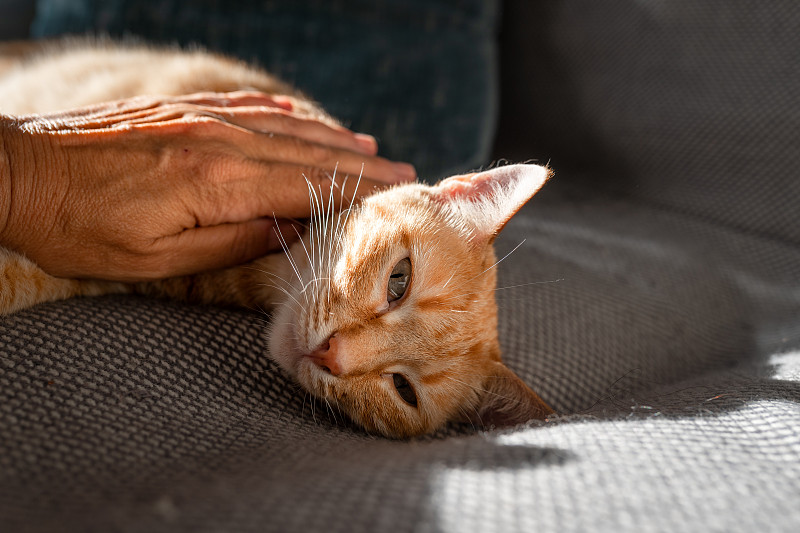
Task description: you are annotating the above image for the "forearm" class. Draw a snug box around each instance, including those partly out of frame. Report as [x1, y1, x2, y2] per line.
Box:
[0, 114, 14, 244]
[0, 114, 53, 254]
[0, 90, 411, 281]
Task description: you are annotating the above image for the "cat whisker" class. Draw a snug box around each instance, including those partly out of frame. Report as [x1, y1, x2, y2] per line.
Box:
[331, 176, 351, 282]
[306, 181, 322, 288]
[443, 375, 516, 404]
[456, 403, 480, 432]
[245, 266, 296, 292]
[442, 272, 456, 289]
[335, 166, 363, 246]
[325, 169, 336, 282]
[272, 216, 307, 299]
[313, 167, 363, 311]
[337, 173, 349, 213]
[249, 314, 270, 326]
[300, 277, 331, 295]
[303, 174, 328, 307]
[436, 291, 481, 303]
[465, 239, 527, 283]
[438, 278, 564, 304]
[258, 283, 303, 311]
[321, 173, 336, 310]
[323, 397, 339, 426]
[301, 388, 316, 424]
[282, 216, 310, 231]
[313, 182, 328, 279]
[247, 302, 272, 322]
[251, 271, 301, 301]
[495, 279, 564, 291]
[291, 220, 317, 295]
[310, 395, 319, 424]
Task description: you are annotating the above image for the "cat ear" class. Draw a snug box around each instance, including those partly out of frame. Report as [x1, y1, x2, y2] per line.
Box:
[473, 362, 554, 430]
[432, 164, 551, 243]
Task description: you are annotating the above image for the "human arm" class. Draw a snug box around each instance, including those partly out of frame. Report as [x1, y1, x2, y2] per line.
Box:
[0, 91, 415, 281]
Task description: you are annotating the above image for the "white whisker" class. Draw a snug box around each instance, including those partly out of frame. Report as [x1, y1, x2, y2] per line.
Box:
[494, 279, 564, 292]
[258, 282, 303, 310]
[467, 239, 526, 283]
[444, 375, 509, 401]
[272, 215, 306, 293]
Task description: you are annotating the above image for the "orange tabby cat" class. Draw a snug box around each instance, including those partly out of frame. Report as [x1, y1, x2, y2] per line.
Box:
[0, 42, 553, 437]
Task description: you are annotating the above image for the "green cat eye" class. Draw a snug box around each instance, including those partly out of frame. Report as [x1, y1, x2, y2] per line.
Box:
[392, 373, 418, 407]
[387, 257, 412, 302]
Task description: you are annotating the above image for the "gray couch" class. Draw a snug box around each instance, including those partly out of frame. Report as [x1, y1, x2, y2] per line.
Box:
[2, 1, 799, 531]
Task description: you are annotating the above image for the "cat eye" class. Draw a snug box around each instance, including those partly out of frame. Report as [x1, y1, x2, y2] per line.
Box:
[392, 373, 418, 407]
[387, 257, 412, 303]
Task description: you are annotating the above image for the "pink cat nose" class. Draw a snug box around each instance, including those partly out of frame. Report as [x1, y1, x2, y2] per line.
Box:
[307, 336, 342, 375]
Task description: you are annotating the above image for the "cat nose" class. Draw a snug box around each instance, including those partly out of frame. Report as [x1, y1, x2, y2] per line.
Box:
[308, 335, 342, 375]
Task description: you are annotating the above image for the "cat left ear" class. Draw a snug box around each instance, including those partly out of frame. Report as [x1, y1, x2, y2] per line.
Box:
[473, 362, 554, 430]
[433, 164, 551, 243]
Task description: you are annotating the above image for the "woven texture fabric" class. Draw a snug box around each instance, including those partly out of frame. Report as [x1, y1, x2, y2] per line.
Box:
[3, 0, 800, 531]
[494, 0, 800, 246]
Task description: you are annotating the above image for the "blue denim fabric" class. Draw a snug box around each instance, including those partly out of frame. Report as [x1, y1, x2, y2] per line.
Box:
[32, 0, 499, 181]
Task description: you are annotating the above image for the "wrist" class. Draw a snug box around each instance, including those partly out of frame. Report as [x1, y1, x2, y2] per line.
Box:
[0, 114, 53, 253]
[0, 114, 15, 244]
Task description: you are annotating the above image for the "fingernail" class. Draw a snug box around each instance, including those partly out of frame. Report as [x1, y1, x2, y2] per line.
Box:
[272, 97, 294, 111]
[393, 162, 417, 182]
[354, 133, 378, 154]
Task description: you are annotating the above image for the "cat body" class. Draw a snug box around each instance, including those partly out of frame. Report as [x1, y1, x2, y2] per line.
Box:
[0, 41, 552, 437]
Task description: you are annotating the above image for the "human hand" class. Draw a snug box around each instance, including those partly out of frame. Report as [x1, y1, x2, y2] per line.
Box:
[0, 91, 416, 281]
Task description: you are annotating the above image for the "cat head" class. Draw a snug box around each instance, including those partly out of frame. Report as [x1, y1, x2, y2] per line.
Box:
[267, 164, 553, 437]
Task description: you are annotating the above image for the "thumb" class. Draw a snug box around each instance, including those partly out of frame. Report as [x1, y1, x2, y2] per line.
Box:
[163, 218, 300, 276]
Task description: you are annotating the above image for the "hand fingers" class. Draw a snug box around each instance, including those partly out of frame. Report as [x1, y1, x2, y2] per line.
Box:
[166, 91, 295, 111]
[141, 117, 415, 184]
[46, 90, 392, 169]
[211, 106, 379, 156]
[126, 104, 380, 157]
[228, 127, 415, 184]
[40, 91, 295, 130]
[192, 161, 397, 226]
[145, 102, 380, 157]
[147, 217, 300, 279]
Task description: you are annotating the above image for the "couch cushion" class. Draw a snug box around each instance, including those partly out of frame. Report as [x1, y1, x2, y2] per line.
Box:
[31, 0, 499, 181]
[494, 0, 800, 245]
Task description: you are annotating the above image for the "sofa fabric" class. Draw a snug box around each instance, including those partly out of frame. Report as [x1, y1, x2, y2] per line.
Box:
[495, 0, 800, 246]
[2, 1, 799, 532]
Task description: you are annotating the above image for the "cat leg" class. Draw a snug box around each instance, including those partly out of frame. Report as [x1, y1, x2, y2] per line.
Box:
[134, 249, 295, 312]
[0, 248, 128, 315]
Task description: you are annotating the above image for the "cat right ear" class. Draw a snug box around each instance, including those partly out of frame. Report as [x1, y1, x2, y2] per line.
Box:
[432, 164, 551, 244]
[471, 362, 554, 430]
